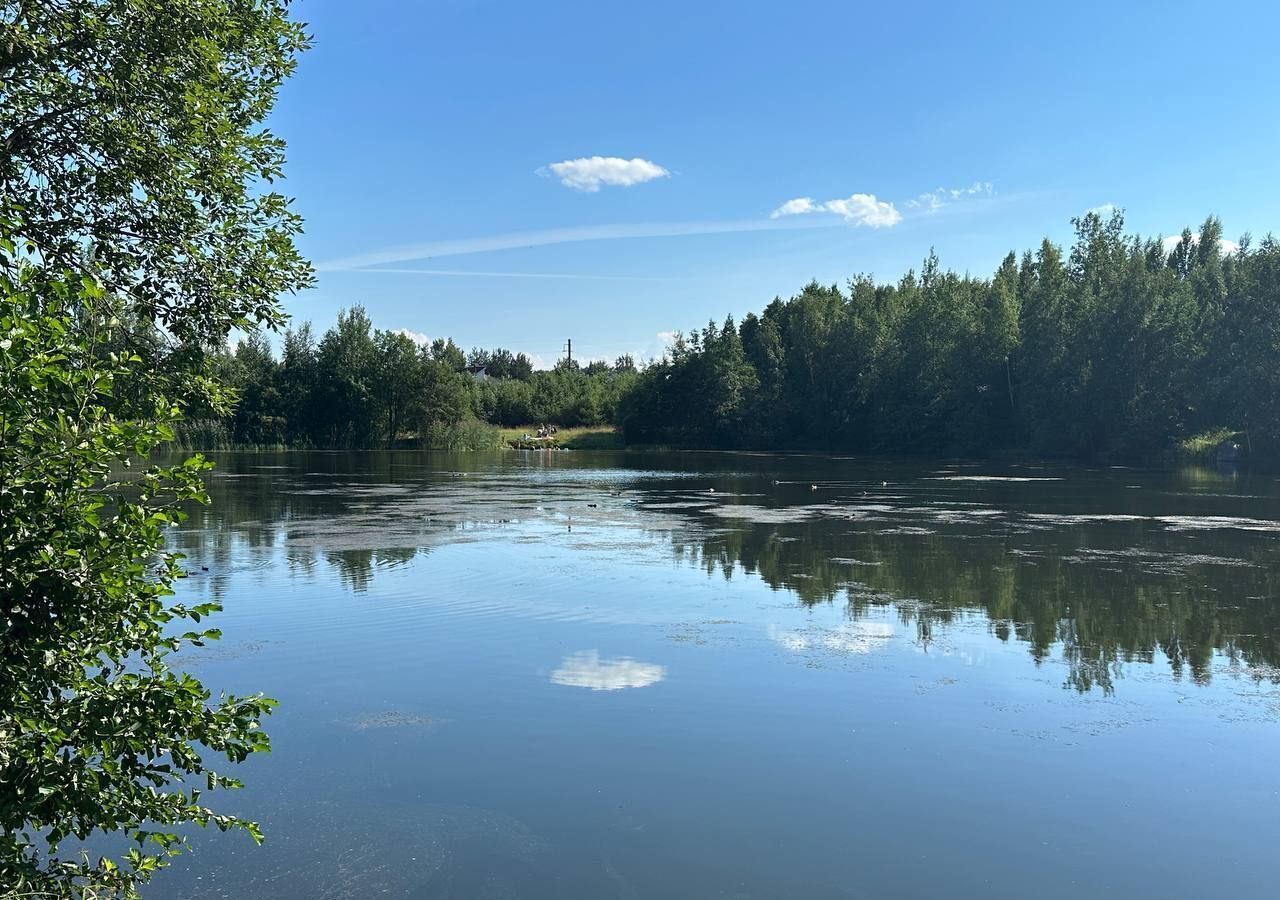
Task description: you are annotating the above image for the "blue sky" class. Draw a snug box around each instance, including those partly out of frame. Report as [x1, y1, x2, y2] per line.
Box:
[274, 0, 1280, 366]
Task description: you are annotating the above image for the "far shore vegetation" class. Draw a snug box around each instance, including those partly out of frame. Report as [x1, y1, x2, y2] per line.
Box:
[183, 211, 1279, 466]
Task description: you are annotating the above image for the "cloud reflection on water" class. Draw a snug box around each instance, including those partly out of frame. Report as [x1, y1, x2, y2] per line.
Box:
[550, 651, 667, 691]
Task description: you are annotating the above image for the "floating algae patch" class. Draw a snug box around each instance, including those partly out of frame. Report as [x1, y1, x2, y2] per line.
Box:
[1023, 511, 1280, 533]
[704, 504, 824, 524]
[768, 621, 896, 656]
[679, 490, 768, 499]
[516, 466, 705, 484]
[1060, 548, 1257, 570]
[176, 800, 549, 900]
[344, 484, 423, 497]
[173, 639, 273, 664]
[1244, 662, 1280, 683]
[1156, 514, 1280, 533]
[1025, 513, 1148, 525]
[265, 482, 703, 557]
[284, 519, 437, 551]
[926, 475, 1065, 482]
[341, 710, 438, 730]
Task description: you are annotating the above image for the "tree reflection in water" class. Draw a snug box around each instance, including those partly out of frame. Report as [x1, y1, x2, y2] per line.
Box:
[173, 451, 1280, 696]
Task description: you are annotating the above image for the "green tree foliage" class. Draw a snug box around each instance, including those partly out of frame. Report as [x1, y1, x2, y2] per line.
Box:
[467, 347, 533, 381]
[458, 350, 640, 430]
[622, 212, 1280, 461]
[0, 0, 313, 343]
[430, 338, 466, 372]
[193, 307, 481, 449]
[1209, 233, 1280, 453]
[2, 0, 311, 893]
[186, 311, 642, 445]
[0, 260, 276, 896]
[313, 306, 379, 447]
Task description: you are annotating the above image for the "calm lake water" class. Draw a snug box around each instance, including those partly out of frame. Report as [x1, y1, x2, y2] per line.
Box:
[154, 451, 1280, 899]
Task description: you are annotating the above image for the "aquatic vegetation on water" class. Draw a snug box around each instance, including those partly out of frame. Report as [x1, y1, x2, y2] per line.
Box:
[342, 711, 438, 730]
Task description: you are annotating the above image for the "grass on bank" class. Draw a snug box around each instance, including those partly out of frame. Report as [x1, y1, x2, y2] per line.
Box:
[499, 425, 624, 450]
[173, 416, 503, 451]
[1176, 427, 1245, 461]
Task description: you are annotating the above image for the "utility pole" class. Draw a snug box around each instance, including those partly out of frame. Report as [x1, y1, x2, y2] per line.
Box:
[565, 338, 572, 367]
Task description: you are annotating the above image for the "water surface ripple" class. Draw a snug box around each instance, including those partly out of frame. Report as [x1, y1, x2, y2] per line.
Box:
[159, 451, 1280, 900]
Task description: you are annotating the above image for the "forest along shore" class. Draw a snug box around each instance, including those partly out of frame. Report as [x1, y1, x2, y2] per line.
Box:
[181, 213, 1277, 466]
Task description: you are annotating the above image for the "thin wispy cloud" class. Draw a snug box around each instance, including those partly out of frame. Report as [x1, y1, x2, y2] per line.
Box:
[770, 192, 902, 228]
[905, 180, 994, 213]
[537, 156, 670, 192]
[1086, 202, 1118, 218]
[315, 217, 841, 272]
[336, 267, 659, 281]
[318, 178, 993, 275]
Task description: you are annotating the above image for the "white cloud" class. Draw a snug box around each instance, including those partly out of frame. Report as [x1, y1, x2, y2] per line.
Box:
[770, 192, 902, 228]
[538, 156, 670, 192]
[550, 651, 666, 691]
[1086, 203, 1118, 218]
[824, 194, 902, 227]
[1161, 233, 1240, 256]
[770, 197, 818, 218]
[905, 180, 994, 213]
[656, 330, 678, 347]
[392, 328, 431, 346]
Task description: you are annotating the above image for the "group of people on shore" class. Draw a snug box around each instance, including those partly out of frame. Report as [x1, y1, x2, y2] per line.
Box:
[522, 424, 559, 440]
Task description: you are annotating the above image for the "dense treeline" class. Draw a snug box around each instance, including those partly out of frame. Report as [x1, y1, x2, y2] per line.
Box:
[621, 213, 1280, 461]
[186, 305, 639, 448]
[191, 211, 1280, 460]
